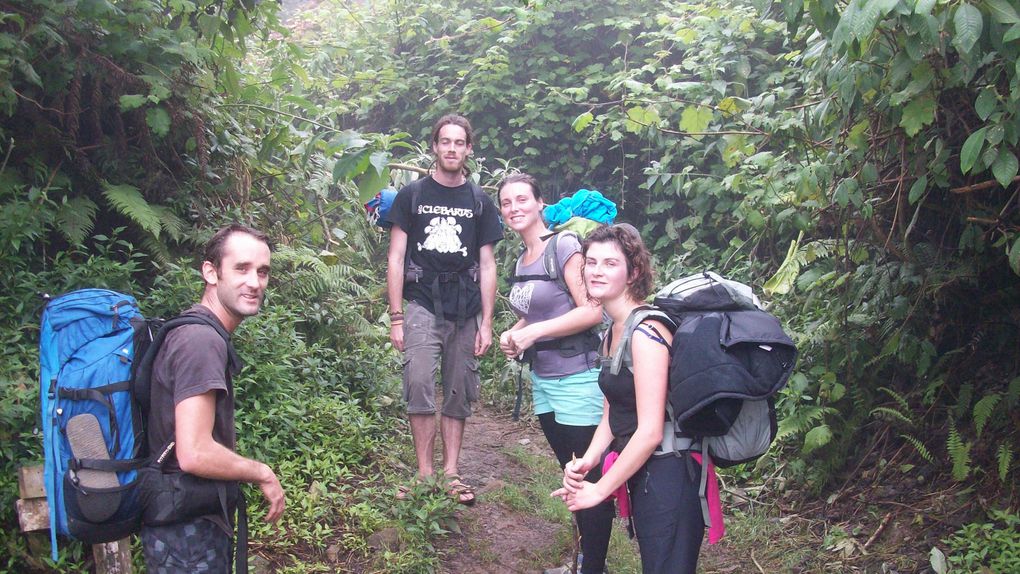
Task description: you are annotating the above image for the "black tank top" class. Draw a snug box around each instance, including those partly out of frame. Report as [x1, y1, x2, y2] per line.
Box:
[598, 324, 669, 448]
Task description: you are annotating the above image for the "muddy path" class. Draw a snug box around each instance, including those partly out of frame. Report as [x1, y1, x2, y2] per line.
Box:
[437, 406, 564, 573]
[436, 406, 750, 574]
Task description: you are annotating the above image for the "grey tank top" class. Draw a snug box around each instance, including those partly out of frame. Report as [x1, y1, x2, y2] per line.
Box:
[507, 233, 598, 378]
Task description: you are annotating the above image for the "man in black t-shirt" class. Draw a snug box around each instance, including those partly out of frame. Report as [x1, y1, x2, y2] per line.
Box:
[141, 225, 286, 572]
[387, 115, 502, 504]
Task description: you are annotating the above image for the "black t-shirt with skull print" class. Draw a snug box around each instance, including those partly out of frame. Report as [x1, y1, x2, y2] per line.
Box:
[390, 175, 502, 320]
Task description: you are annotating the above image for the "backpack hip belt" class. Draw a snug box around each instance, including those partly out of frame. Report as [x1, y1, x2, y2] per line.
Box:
[653, 420, 698, 458]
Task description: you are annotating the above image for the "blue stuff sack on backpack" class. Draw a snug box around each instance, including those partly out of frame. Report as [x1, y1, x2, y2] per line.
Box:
[365, 187, 398, 228]
[543, 188, 617, 227]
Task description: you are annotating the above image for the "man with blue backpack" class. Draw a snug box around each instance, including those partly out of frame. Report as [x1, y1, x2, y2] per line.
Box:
[386, 114, 503, 504]
[141, 224, 285, 572]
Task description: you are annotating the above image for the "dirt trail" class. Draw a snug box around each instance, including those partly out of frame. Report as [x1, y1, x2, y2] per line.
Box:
[438, 406, 564, 573]
[436, 406, 749, 574]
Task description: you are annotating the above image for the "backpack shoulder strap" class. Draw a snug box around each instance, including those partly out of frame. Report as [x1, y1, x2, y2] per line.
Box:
[135, 314, 236, 420]
[609, 306, 675, 375]
[511, 232, 560, 285]
[407, 177, 426, 216]
[468, 179, 487, 218]
[543, 230, 580, 295]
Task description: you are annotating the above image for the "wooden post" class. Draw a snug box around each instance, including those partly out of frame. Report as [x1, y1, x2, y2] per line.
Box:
[16, 464, 133, 574]
[94, 539, 133, 574]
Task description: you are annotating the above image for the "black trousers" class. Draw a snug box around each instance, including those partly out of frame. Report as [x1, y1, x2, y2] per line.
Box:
[628, 453, 704, 574]
[539, 412, 615, 574]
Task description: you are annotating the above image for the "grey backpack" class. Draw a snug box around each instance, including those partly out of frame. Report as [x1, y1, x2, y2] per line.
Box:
[608, 272, 798, 524]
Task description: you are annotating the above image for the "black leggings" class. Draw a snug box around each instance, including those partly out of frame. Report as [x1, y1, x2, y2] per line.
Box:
[539, 412, 615, 574]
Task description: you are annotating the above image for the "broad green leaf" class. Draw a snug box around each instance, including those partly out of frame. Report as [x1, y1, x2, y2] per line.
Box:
[119, 94, 146, 111]
[855, 0, 899, 40]
[985, 0, 1020, 24]
[145, 107, 171, 137]
[987, 124, 1005, 146]
[914, 0, 936, 15]
[357, 167, 389, 204]
[572, 111, 594, 132]
[1005, 23, 1020, 42]
[953, 4, 983, 55]
[717, 97, 745, 116]
[930, 547, 948, 574]
[745, 208, 765, 229]
[477, 16, 504, 31]
[960, 126, 988, 174]
[832, 0, 859, 48]
[829, 382, 847, 402]
[17, 61, 42, 87]
[908, 175, 928, 204]
[974, 88, 998, 120]
[333, 131, 370, 150]
[899, 95, 935, 136]
[847, 120, 869, 150]
[369, 150, 390, 176]
[1003, 236, 1020, 275]
[992, 149, 1019, 188]
[332, 149, 370, 183]
[679, 105, 713, 139]
[784, 0, 804, 29]
[802, 424, 833, 454]
[764, 231, 803, 296]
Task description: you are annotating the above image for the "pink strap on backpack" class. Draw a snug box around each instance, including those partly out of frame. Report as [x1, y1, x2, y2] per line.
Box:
[690, 452, 725, 544]
[601, 451, 631, 518]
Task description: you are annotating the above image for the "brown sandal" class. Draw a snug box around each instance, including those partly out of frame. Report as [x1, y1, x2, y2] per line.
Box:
[447, 477, 476, 506]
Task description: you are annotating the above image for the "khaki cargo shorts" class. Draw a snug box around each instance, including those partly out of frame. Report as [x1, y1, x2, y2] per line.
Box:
[402, 301, 480, 419]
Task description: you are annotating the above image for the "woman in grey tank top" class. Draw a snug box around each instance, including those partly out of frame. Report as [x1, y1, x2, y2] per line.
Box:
[497, 174, 614, 574]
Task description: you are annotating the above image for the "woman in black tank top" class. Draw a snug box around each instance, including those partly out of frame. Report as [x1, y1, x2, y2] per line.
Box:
[552, 224, 705, 574]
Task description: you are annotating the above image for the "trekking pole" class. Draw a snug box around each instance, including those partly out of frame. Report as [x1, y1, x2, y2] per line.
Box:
[570, 453, 580, 574]
[511, 361, 525, 421]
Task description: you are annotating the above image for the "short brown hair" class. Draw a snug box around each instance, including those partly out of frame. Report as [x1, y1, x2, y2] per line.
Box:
[497, 173, 543, 203]
[203, 224, 272, 269]
[431, 114, 474, 146]
[582, 224, 655, 301]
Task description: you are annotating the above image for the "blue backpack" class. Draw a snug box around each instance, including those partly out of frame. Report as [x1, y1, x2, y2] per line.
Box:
[38, 288, 229, 560]
[40, 289, 145, 558]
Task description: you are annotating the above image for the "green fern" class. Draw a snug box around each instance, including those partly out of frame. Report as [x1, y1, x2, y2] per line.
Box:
[102, 182, 162, 237]
[1007, 377, 1020, 409]
[901, 434, 934, 463]
[947, 420, 972, 482]
[776, 404, 835, 443]
[54, 196, 98, 245]
[972, 393, 1001, 438]
[878, 386, 911, 412]
[151, 204, 187, 241]
[870, 406, 914, 426]
[997, 445, 1013, 483]
[139, 234, 173, 265]
[954, 383, 974, 420]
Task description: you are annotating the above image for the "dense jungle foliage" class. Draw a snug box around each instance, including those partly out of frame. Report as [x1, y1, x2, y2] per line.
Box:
[2, 0, 1019, 571]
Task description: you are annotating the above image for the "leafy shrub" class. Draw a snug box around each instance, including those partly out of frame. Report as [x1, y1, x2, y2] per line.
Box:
[942, 509, 1020, 572]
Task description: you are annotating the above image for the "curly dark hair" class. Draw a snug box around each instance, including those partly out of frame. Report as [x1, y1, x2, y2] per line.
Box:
[496, 172, 542, 203]
[581, 223, 655, 302]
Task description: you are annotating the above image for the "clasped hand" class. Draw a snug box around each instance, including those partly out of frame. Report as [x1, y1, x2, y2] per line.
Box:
[498, 327, 537, 359]
[550, 456, 604, 512]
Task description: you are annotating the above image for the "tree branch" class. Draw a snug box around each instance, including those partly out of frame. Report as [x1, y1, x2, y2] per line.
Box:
[951, 175, 1020, 194]
[216, 103, 340, 133]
